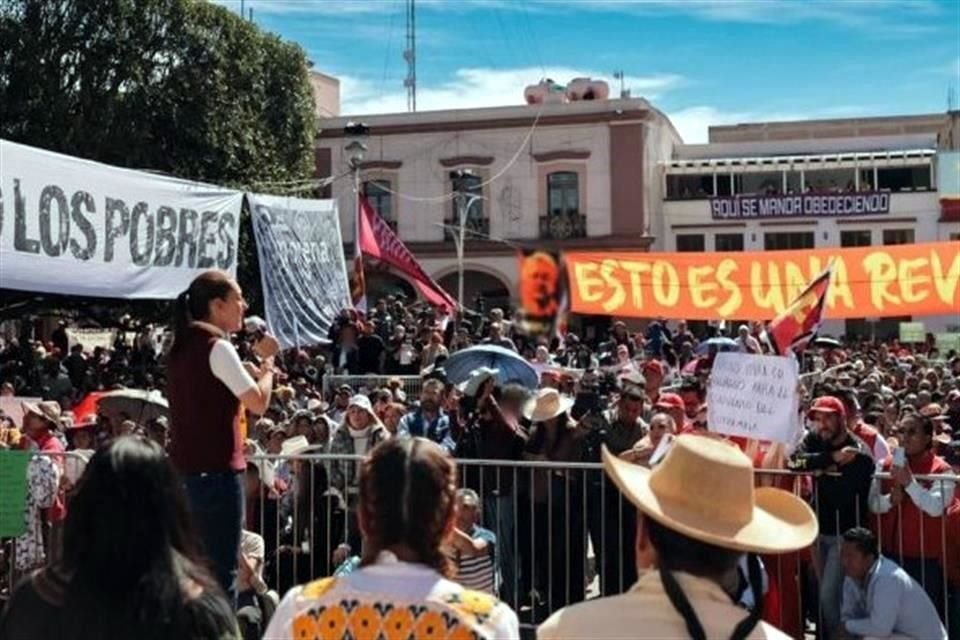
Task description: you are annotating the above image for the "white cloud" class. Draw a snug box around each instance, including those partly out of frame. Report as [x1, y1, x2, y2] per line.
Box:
[534, 0, 941, 33]
[341, 66, 684, 115]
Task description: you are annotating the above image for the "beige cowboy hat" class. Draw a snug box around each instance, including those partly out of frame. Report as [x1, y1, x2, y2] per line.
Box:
[523, 388, 575, 422]
[21, 400, 62, 427]
[245, 440, 277, 489]
[602, 435, 818, 554]
[279, 435, 324, 457]
[457, 366, 500, 397]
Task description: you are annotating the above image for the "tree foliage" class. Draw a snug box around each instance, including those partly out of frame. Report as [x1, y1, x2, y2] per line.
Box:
[0, 0, 316, 320]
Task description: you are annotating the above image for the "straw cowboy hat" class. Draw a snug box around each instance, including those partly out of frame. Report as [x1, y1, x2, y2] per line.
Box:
[280, 435, 324, 457]
[246, 440, 277, 489]
[21, 400, 62, 427]
[457, 366, 500, 397]
[523, 388, 575, 422]
[602, 435, 817, 553]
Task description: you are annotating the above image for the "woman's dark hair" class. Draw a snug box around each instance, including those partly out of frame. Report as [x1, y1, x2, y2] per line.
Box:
[171, 270, 236, 354]
[646, 517, 763, 640]
[901, 412, 935, 448]
[358, 437, 456, 577]
[60, 437, 222, 639]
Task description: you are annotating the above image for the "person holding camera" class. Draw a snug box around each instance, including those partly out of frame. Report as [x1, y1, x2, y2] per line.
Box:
[167, 270, 279, 603]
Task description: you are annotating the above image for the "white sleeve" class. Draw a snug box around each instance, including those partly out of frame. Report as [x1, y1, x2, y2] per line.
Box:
[208, 339, 257, 398]
[491, 602, 520, 639]
[905, 476, 956, 517]
[869, 477, 892, 514]
[262, 586, 301, 639]
[872, 436, 891, 466]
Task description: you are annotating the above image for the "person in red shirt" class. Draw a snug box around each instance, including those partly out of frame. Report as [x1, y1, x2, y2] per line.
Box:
[21, 400, 67, 561]
[871, 412, 957, 620]
[654, 393, 688, 433]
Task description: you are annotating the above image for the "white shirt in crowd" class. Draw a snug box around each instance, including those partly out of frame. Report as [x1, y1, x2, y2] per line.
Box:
[841, 556, 947, 640]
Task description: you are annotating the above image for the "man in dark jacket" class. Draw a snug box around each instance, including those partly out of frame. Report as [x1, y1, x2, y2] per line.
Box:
[788, 395, 874, 639]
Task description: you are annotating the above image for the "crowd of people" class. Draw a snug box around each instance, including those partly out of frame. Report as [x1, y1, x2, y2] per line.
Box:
[1, 270, 959, 640]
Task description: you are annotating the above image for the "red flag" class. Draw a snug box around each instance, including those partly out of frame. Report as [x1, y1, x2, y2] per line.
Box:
[357, 196, 456, 311]
[766, 265, 832, 356]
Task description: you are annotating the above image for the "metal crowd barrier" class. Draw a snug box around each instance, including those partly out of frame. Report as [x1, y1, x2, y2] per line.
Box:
[241, 454, 959, 638]
[322, 374, 422, 399]
[3, 451, 958, 640]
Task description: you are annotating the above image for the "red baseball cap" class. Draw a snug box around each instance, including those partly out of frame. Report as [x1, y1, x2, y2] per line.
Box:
[642, 360, 664, 377]
[654, 392, 685, 411]
[808, 396, 847, 422]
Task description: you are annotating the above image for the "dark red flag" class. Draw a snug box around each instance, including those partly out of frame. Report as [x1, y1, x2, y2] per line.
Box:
[767, 265, 832, 356]
[357, 196, 455, 311]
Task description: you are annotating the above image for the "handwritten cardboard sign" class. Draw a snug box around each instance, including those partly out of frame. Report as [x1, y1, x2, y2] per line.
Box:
[707, 353, 800, 444]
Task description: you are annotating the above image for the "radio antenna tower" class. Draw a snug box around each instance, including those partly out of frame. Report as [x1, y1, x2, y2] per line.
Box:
[403, 0, 417, 112]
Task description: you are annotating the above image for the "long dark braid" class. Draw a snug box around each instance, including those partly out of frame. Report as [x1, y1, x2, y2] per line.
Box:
[358, 437, 457, 577]
[729, 554, 765, 640]
[647, 518, 765, 640]
[659, 568, 707, 640]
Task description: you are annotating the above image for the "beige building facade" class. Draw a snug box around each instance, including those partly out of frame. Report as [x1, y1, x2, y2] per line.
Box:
[316, 98, 681, 322]
[659, 112, 960, 337]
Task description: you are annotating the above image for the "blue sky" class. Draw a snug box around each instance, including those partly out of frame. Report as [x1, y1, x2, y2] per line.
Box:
[218, 0, 959, 142]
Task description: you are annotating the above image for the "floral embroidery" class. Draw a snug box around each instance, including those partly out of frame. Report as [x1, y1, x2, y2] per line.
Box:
[316, 605, 348, 639]
[445, 589, 496, 620]
[348, 603, 381, 640]
[382, 606, 416, 640]
[291, 611, 320, 640]
[301, 577, 337, 599]
[15, 455, 59, 572]
[445, 623, 477, 640]
[289, 587, 493, 639]
[413, 610, 447, 640]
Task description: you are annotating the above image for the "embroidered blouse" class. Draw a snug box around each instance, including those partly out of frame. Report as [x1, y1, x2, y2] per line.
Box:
[263, 551, 519, 639]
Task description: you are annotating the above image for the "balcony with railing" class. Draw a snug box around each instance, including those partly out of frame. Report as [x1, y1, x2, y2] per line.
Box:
[539, 213, 587, 240]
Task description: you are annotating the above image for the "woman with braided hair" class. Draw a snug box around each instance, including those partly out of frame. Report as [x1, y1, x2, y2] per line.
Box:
[264, 437, 519, 639]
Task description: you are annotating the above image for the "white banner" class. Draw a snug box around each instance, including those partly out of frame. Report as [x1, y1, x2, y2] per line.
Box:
[248, 193, 350, 350]
[66, 328, 118, 352]
[707, 352, 800, 444]
[0, 139, 243, 298]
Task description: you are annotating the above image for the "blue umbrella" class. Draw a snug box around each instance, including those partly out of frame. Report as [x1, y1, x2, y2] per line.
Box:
[695, 336, 739, 355]
[444, 344, 539, 389]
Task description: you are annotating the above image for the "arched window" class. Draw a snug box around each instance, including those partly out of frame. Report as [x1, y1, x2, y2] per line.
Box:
[363, 179, 394, 229]
[547, 172, 579, 216]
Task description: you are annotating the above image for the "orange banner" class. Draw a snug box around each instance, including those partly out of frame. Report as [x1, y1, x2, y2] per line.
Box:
[566, 241, 960, 320]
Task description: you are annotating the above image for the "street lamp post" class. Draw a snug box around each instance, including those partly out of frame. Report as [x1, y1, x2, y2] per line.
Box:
[344, 122, 369, 307]
[450, 169, 483, 318]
